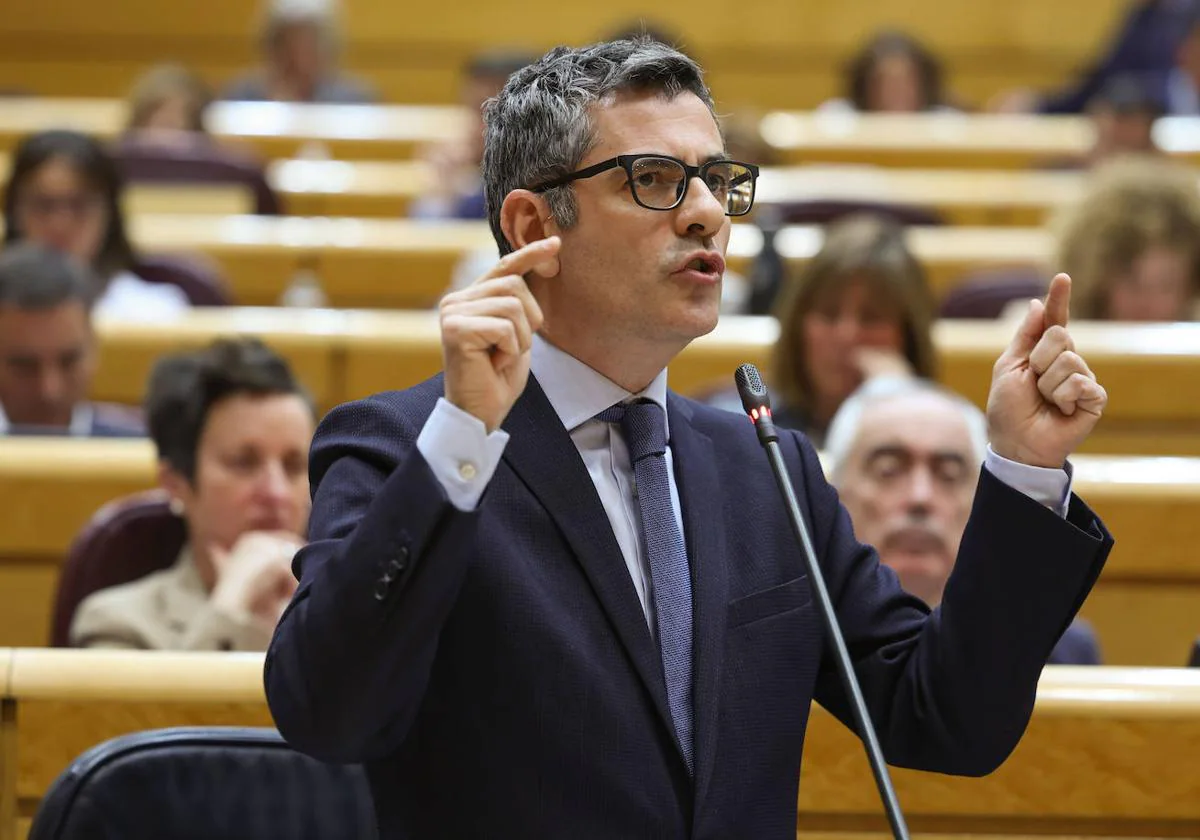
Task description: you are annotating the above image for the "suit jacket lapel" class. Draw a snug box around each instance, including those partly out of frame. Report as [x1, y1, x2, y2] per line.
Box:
[501, 376, 675, 740]
[667, 393, 729, 804]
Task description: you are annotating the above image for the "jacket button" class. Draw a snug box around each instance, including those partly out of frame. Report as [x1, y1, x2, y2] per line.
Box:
[373, 580, 389, 601]
[388, 557, 405, 575]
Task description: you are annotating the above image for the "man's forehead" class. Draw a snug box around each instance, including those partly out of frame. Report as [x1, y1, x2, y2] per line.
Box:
[589, 90, 723, 152]
[855, 395, 974, 455]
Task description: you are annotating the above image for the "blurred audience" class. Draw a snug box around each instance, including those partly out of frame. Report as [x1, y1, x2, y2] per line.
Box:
[826, 377, 1102, 665]
[126, 63, 213, 139]
[0, 243, 143, 437]
[1083, 74, 1164, 165]
[70, 337, 316, 650]
[3, 130, 191, 319]
[819, 30, 956, 114]
[116, 64, 279, 215]
[991, 0, 1200, 114]
[222, 0, 376, 104]
[1053, 156, 1200, 320]
[706, 215, 937, 446]
[1166, 6, 1200, 113]
[410, 51, 535, 221]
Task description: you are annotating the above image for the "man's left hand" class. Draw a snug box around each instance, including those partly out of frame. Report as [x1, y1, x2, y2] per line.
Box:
[986, 273, 1108, 468]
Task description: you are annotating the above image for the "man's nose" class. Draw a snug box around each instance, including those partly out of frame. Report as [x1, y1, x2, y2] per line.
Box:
[674, 175, 726, 239]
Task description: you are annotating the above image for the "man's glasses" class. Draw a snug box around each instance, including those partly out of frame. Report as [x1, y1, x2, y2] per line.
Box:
[530, 154, 760, 216]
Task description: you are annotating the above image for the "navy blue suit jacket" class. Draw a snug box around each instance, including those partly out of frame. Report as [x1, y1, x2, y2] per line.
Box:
[265, 375, 1113, 839]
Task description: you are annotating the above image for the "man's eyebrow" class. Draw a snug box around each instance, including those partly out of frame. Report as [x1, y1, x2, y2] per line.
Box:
[702, 152, 731, 164]
[863, 444, 910, 462]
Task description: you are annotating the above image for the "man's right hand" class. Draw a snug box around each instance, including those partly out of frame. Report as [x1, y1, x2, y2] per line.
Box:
[440, 237, 560, 432]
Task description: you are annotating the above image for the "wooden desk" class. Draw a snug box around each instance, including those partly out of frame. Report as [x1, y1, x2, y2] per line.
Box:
[0, 99, 465, 162]
[93, 306, 343, 410]
[116, 216, 1045, 310]
[271, 161, 1076, 227]
[756, 165, 1085, 227]
[0, 434, 1197, 663]
[1, 656, 1198, 839]
[761, 112, 1200, 169]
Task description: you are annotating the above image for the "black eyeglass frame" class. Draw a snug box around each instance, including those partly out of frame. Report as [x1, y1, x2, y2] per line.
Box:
[529, 154, 761, 217]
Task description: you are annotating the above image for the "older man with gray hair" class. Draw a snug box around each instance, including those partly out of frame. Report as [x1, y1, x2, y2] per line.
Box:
[827, 376, 1101, 665]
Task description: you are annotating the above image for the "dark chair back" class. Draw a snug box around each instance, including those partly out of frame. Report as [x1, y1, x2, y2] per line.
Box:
[770, 199, 945, 227]
[134, 253, 232, 306]
[939, 268, 1048, 318]
[113, 136, 282, 215]
[29, 727, 378, 840]
[50, 491, 186, 646]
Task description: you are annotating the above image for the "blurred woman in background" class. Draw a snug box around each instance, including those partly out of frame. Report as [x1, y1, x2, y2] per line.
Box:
[763, 214, 939, 445]
[819, 30, 956, 114]
[2, 129, 190, 318]
[126, 63, 213, 136]
[1053, 155, 1200, 320]
[70, 337, 316, 650]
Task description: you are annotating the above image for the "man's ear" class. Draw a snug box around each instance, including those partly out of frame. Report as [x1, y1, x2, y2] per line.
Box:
[500, 189, 562, 279]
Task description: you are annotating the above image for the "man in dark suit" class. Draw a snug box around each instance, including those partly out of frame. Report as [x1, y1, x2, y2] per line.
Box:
[826, 377, 1102, 665]
[265, 39, 1114, 838]
[0, 243, 144, 437]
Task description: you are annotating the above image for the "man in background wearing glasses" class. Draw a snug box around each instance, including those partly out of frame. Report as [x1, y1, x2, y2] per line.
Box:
[266, 38, 1114, 839]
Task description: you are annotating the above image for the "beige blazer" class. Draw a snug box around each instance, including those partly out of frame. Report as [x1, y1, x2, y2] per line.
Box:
[69, 548, 273, 651]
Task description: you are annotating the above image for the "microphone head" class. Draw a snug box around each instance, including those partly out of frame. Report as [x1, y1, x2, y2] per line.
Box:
[734, 363, 772, 415]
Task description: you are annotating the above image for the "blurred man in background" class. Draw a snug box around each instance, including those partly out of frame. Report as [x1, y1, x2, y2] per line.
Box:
[827, 377, 1102, 664]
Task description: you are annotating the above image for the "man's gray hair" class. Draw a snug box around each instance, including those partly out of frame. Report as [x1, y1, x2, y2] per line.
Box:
[482, 38, 714, 255]
[825, 377, 989, 480]
[0, 243, 97, 312]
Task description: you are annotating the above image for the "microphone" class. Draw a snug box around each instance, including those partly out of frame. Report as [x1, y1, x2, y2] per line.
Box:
[734, 363, 910, 840]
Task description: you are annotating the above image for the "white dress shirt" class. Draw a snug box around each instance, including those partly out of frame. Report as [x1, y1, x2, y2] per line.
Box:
[415, 335, 1072, 629]
[0, 401, 93, 436]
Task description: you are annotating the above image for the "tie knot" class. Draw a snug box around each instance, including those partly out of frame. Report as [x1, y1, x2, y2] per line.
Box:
[595, 399, 667, 462]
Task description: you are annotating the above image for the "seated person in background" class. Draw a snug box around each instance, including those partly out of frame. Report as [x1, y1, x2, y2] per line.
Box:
[222, 0, 376, 104]
[410, 51, 535, 221]
[989, 0, 1199, 114]
[1167, 7, 1200, 114]
[1052, 155, 1200, 320]
[818, 30, 958, 114]
[827, 377, 1102, 665]
[1084, 75, 1164, 166]
[0, 243, 143, 437]
[125, 63, 213, 140]
[707, 215, 937, 447]
[70, 337, 316, 650]
[3, 130, 191, 320]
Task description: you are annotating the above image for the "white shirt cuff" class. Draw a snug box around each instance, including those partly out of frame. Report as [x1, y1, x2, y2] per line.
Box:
[415, 398, 510, 512]
[984, 444, 1072, 519]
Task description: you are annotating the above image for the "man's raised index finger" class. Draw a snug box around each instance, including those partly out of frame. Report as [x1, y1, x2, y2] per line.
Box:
[1044, 272, 1071, 329]
[485, 236, 562, 282]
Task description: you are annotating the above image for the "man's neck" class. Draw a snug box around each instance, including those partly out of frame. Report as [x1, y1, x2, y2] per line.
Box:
[537, 329, 683, 394]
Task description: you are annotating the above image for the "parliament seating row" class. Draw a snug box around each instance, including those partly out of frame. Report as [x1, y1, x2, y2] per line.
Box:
[0, 214, 1058, 309]
[0, 151, 1106, 226]
[79, 310, 1200, 455]
[0, 650, 1198, 839]
[0, 0, 1137, 107]
[0, 432, 1195, 665]
[7, 97, 1200, 169]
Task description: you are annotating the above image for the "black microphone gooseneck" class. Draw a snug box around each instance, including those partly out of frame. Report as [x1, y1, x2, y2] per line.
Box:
[734, 363, 910, 840]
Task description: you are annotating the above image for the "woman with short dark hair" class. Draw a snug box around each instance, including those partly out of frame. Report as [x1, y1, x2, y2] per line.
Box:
[70, 338, 317, 650]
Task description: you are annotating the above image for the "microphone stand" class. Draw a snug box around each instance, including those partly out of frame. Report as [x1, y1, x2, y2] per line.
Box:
[735, 364, 910, 840]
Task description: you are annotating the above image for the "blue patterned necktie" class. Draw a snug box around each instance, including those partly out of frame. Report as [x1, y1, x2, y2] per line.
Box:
[595, 399, 694, 774]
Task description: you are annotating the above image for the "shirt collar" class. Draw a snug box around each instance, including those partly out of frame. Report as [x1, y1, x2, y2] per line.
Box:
[0, 401, 94, 436]
[530, 334, 670, 439]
